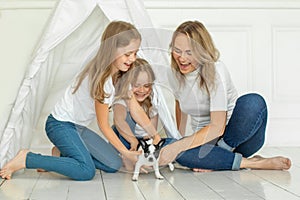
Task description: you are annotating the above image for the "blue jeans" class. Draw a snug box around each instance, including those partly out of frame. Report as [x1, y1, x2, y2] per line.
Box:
[26, 115, 122, 180]
[219, 93, 267, 157]
[111, 93, 267, 171]
[112, 111, 240, 170]
[176, 93, 267, 170]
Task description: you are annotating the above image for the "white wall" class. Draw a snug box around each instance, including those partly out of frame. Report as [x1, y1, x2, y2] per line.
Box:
[1, 0, 300, 147]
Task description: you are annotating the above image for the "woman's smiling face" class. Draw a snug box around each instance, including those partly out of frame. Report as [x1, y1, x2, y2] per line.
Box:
[172, 33, 197, 74]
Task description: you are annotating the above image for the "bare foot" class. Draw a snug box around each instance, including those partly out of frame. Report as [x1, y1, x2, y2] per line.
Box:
[37, 146, 61, 172]
[51, 146, 61, 157]
[242, 156, 291, 170]
[248, 155, 264, 161]
[192, 168, 213, 173]
[0, 149, 29, 180]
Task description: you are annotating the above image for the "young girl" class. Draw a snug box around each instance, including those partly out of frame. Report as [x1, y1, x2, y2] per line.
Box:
[158, 20, 291, 171]
[113, 57, 171, 145]
[111, 58, 170, 171]
[0, 21, 142, 181]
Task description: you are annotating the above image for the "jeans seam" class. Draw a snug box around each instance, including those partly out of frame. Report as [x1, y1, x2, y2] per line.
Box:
[248, 106, 267, 144]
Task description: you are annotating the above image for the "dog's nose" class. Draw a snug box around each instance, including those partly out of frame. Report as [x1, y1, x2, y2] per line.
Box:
[148, 157, 154, 162]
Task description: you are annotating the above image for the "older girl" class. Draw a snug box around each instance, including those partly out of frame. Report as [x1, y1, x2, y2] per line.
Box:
[0, 21, 142, 180]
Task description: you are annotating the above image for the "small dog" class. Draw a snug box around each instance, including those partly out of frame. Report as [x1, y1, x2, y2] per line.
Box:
[132, 138, 174, 181]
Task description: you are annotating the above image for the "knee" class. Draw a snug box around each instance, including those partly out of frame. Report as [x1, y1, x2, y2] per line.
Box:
[104, 158, 122, 173]
[238, 93, 267, 113]
[75, 165, 96, 181]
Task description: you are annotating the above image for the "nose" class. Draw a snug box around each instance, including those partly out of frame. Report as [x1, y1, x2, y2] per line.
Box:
[128, 53, 136, 62]
[178, 54, 187, 62]
[148, 157, 154, 162]
[137, 86, 146, 92]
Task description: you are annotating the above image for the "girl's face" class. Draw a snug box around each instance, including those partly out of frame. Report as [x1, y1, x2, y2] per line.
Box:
[172, 33, 197, 74]
[112, 39, 141, 74]
[132, 71, 152, 102]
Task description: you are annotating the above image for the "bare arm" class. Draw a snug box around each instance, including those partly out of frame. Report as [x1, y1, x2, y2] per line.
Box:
[127, 95, 159, 138]
[181, 111, 226, 150]
[159, 111, 227, 165]
[113, 103, 139, 150]
[95, 100, 140, 162]
[150, 114, 162, 144]
[175, 100, 188, 137]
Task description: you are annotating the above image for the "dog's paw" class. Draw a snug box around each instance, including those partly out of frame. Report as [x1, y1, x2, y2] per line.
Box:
[168, 163, 175, 171]
[156, 174, 164, 180]
[132, 176, 138, 181]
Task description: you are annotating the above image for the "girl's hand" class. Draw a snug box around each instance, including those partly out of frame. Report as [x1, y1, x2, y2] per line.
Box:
[122, 149, 141, 163]
[129, 138, 139, 151]
[121, 149, 150, 174]
[121, 149, 141, 172]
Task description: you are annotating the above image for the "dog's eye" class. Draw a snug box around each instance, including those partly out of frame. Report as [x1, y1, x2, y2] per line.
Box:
[144, 153, 149, 158]
[154, 151, 160, 158]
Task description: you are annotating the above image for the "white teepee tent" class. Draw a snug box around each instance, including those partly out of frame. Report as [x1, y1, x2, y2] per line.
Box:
[0, 0, 180, 168]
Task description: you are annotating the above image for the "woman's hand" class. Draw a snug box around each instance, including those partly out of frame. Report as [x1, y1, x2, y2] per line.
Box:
[159, 143, 182, 166]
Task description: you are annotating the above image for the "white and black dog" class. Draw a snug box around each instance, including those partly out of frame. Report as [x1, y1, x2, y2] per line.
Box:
[132, 138, 174, 181]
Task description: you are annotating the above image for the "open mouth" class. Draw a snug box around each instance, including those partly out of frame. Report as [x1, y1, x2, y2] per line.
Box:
[134, 92, 146, 97]
[123, 63, 131, 69]
[134, 93, 148, 101]
[179, 63, 191, 70]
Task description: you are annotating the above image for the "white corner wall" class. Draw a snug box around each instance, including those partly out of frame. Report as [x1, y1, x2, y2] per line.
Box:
[1, 0, 300, 147]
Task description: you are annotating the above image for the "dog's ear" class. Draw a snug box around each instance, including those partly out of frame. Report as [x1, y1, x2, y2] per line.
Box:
[156, 138, 166, 149]
[138, 139, 147, 150]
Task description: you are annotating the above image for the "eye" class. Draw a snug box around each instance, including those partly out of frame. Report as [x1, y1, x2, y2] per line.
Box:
[124, 50, 138, 57]
[143, 83, 153, 89]
[186, 50, 192, 56]
[154, 151, 160, 158]
[172, 47, 182, 54]
[133, 83, 153, 89]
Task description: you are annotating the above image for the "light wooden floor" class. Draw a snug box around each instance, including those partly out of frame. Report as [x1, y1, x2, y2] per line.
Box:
[1, 147, 300, 200]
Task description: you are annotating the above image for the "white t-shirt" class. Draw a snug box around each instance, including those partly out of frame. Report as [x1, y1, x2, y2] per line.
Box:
[52, 76, 115, 127]
[168, 61, 238, 132]
[113, 98, 158, 138]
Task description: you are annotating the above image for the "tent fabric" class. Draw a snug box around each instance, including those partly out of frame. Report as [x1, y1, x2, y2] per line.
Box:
[0, 0, 180, 168]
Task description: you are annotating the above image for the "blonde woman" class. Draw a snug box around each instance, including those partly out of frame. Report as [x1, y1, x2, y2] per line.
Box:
[159, 20, 291, 171]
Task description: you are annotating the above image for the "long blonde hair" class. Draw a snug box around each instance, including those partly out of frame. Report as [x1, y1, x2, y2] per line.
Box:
[115, 58, 155, 117]
[73, 21, 141, 103]
[170, 20, 219, 94]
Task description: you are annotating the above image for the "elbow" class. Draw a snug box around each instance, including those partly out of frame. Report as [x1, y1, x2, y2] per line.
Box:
[217, 131, 224, 138]
[210, 124, 225, 138]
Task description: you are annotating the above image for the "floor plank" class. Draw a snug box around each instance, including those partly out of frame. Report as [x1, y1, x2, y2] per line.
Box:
[193, 171, 263, 200]
[0, 170, 40, 200]
[162, 168, 224, 199]
[131, 168, 184, 200]
[101, 171, 145, 200]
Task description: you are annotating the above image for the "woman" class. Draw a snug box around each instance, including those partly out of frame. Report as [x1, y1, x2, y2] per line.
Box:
[159, 20, 291, 171]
